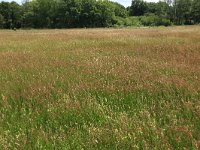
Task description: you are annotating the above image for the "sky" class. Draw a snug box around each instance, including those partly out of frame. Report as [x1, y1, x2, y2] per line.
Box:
[0, 0, 159, 7]
[113, 0, 159, 7]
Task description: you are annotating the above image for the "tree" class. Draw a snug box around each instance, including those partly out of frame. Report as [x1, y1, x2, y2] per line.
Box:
[53, 0, 82, 28]
[109, 1, 128, 18]
[0, 2, 22, 29]
[175, 0, 192, 24]
[0, 0, 195, 28]
[0, 14, 4, 28]
[95, 1, 116, 27]
[79, 0, 98, 27]
[0, 2, 12, 28]
[146, 2, 170, 17]
[146, 2, 158, 14]
[129, 0, 147, 16]
[191, 0, 200, 24]
[21, 1, 36, 28]
[10, 2, 22, 28]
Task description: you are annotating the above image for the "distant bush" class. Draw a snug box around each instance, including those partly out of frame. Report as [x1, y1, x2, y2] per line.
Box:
[114, 16, 141, 27]
[158, 18, 172, 26]
[114, 14, 171, 27]
[114, 17, 125, 27]
[140, 14, 158, 26]
[140, 14, 172, 26]
[124, 17, 141, 26]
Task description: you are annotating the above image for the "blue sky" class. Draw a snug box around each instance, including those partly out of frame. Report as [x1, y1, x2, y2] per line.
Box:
[0, 0, 159, 7]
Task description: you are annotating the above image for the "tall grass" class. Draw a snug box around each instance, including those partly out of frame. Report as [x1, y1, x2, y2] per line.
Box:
[0, 26, 200, 149]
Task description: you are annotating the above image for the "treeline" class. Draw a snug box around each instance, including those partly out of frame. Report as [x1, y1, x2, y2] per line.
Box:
[0, 0, 200, 29]
[128, 0, 200, 26]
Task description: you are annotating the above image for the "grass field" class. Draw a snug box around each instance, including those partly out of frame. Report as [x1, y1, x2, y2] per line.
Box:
[0, 26, 200, 149]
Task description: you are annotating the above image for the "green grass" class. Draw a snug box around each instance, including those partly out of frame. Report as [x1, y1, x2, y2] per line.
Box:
[0, 26, 200, 149]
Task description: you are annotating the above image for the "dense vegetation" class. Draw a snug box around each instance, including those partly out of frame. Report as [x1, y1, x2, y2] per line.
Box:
[0, 0, 200, 29]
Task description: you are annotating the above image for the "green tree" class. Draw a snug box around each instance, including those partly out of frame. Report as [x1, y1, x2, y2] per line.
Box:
[130, 0, 147, 16]
[54, 0, 82, 28]
[79, 0, 98, 27]
[109, 1, 128, 18]
[0, 0, 182, 28]
[191, 0, 200, 23]
[95, 1, 116, 27]
[0, 2, 22, 29]
[146, 2, 158, 14]
[0, 14, 4, 28]
[0, 2, 12, 28]
[22, 0, 57, 28]
[10, 2, 22, 28]
[174, 0, 192, 24]
[21, 1, 36, 28]
[146, 2, 171, 18]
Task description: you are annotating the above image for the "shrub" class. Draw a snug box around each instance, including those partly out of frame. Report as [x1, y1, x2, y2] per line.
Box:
[140, 13, 172, 26]
[114, 16, 141, 27]
[158, 18, 172, 26]
[125, 17, 141, 26]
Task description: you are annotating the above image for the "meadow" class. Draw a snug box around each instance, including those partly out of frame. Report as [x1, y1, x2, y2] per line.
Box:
[0, 26, 200, 149]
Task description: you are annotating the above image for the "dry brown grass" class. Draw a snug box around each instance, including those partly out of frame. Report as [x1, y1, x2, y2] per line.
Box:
[0, 26, 200, 149]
